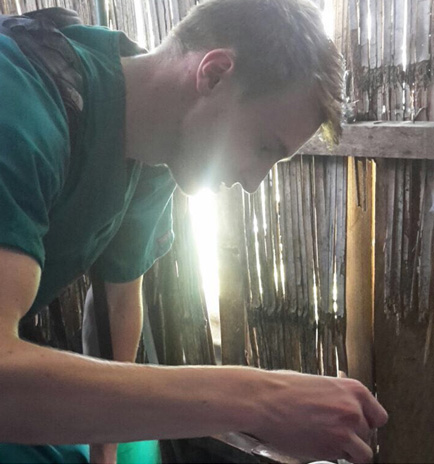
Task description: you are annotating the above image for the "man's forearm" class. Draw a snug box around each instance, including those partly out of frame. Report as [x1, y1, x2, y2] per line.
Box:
[82, 280, 143, 363]
[0, 337, 254, 445]
[83, 278, 145, 463]
[107, 297, 142, 362]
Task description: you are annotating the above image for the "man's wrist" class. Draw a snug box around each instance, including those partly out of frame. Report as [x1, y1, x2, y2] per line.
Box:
[215, 366, 267, 434]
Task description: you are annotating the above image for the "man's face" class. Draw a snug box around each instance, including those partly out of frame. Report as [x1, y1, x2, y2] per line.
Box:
[169, 83, 323, 195]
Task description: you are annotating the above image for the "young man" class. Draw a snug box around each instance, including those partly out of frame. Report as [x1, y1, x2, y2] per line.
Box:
[0, 0, 387, 463]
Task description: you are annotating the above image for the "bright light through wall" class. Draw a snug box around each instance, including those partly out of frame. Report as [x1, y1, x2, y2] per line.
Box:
[322, 0, 335, 39]
[189, 190, 221, 344]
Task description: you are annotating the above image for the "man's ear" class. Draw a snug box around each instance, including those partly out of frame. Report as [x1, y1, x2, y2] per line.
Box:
[196, 49, 235, 95]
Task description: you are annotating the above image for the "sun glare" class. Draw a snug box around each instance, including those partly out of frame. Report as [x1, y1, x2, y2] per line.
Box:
[322, 0, 335, 39]
[189, 190, 220, 344]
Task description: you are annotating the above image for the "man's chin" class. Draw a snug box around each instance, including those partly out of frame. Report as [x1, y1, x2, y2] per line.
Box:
[176, 180, 224, 196]
[175, 180, 205, 197]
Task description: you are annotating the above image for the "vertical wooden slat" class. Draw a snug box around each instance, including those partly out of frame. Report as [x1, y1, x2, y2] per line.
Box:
[244, 193, 262, 368]
[393, 0, 405, 67]
[383, 0, 394, 120]
[157, 253, 184, 366]
[418, 162, 434, 320]
[252, 186, 273, 368]
[413, 0, 431, 117]
[376, 0, 385, 119]
[301, 158, 318, 374]
[168, 0, 180, 26]
[244, 193, 261, 317]
[393, 0, 405, 120]
[383, 159, 396, 317]
[325, 158, 338, 376]
[359, 0, 369, 69]
[333, 0, 345, 55]
[289, 160, 306, 319]
[0, 0, 18, 13]
[346, 0, 360, 117]
[359, 0, 369, 117]
[401, 160, 413, 315]
[416, 0, 431, 63]
[263, 176, 277, 317]
[313, 157, 327, 375]
[268, 170, 285, 368]
[346, 157, 374, 388]
[217, 185, 248, 366]
[368, 0, 377, 69]
[390, 160, 404, 316]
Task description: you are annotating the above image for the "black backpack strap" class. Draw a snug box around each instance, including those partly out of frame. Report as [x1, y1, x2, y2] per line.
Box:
[23, 7, 82, 28]
[0, 8, 84, 150]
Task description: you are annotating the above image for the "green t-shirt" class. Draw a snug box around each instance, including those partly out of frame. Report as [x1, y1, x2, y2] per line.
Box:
[0, 25, 176, 318]
[0, 23, 175, 464]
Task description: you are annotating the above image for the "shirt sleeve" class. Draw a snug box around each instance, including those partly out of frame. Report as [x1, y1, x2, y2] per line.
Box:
[0, 36, 69, 268]
[92, 165, 176, 283]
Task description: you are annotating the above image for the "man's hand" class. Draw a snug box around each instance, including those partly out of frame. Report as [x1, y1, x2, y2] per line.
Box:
[244, 370, 388, 464]
[90, 443, 118, 464]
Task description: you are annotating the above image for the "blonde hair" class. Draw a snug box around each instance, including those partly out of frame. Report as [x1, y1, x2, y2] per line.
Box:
[168, 0, 343, 144]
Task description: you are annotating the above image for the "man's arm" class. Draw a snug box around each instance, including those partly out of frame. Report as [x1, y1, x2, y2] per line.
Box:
[0, 247, 388, 463]
[82, 277, 144, 463]
[82, 277, 144, 362]
[105, 277, 144, 362]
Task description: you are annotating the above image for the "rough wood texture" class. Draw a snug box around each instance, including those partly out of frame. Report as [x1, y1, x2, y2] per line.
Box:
[299, 122, 434, 160]
[345, 158, 374, 390]
[375, 159, 434, 463]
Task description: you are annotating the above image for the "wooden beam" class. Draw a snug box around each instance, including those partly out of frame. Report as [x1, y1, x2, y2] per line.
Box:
[298, 122, 434, 160]
[345, 158, 374, 390]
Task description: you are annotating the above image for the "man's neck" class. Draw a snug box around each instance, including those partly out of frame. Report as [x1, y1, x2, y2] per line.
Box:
[121, 48, 202, 166]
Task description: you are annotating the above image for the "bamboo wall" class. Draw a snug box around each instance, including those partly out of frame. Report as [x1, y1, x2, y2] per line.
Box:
[340, 0, 433, 122]
[217, 158, 348, 376]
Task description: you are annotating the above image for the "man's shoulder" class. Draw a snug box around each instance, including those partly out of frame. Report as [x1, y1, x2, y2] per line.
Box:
[0, 33, 36, 72]
[61, 24, 144, 59]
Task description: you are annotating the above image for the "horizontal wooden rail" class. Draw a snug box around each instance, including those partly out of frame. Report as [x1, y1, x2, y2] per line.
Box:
[298, 121, 434, 159]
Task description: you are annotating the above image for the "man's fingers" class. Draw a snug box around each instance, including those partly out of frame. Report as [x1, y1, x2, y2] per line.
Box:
[344, 434, 374, 464]
[355, 416, 372, 444]
[355, 385, 388, 429]
[365, 395, 388, 429]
